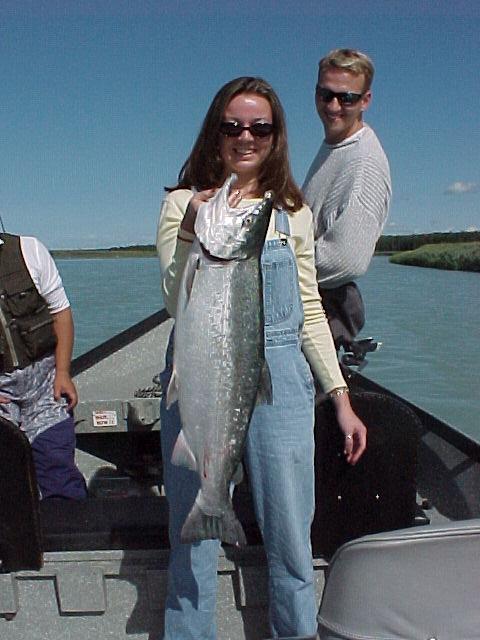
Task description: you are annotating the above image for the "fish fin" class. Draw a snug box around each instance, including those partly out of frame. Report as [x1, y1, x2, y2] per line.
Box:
[181, 496, 247, 547]
[166, 367, 178, 408]
[231, 462, 244, 485]
[171, 429, 198, 471]
[256, 361, 273, 405]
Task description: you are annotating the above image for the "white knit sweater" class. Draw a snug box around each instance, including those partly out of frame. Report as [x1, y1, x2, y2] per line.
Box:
[303, 125, 391, 289]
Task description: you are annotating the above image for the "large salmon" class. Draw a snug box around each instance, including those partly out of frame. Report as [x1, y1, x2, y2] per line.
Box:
[167, 176, 274, 546]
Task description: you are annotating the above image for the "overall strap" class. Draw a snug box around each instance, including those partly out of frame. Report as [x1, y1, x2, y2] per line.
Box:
[274, 209, 291, 237]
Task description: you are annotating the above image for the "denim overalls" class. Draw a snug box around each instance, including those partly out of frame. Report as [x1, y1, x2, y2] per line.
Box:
[160, 212, 317, 639]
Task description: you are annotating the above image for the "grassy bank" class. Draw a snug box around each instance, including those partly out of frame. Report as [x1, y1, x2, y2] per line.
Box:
[376, 230, 480, 253]
[389, 242, 480, 272]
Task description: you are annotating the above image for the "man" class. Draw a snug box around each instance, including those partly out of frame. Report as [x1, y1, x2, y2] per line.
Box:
[0, 233, 86, 499]
[303, 48, 391, 349]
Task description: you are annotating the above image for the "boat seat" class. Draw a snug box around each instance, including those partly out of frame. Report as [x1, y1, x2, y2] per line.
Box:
[0, 416, 42, 572]
[313, 391, 422, 557]
[317, 518, 480, 640]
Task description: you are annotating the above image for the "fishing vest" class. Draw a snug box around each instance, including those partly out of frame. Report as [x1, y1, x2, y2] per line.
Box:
[0, 233, 57, 372]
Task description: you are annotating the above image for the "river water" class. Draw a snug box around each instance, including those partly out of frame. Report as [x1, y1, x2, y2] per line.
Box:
[57, 255, 479, 442]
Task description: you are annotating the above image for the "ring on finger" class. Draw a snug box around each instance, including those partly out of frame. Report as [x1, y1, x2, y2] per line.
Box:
[345, 434, 353, 440]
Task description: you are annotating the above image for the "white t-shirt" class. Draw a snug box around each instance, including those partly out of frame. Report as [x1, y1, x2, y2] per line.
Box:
[0, 236, 70, 313]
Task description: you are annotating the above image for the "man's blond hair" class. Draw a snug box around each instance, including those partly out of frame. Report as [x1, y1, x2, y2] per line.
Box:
[319, 49, 374, 91]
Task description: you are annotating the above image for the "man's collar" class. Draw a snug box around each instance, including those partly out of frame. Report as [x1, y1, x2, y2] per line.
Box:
[325, 124, 368, 149]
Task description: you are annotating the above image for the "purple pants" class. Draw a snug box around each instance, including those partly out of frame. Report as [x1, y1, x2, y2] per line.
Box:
[30, 416, 87, 500]
[0, 355, 87, 500]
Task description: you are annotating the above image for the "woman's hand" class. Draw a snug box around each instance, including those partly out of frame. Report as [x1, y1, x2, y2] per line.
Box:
[180, 188, 217, 235]
[330, 392, 367, 465]
[180, 180, 244, 237]
[227, 186, 243, 208]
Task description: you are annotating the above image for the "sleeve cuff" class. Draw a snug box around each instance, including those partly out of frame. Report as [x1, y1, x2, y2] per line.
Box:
[177, 229, 195, 243]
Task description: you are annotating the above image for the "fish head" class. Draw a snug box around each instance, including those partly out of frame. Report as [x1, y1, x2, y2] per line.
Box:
[234, 191, 274, 258]
[195, 175, 274, 260]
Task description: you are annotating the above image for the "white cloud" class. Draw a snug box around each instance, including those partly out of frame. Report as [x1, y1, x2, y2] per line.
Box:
[444, 181, 478, 195]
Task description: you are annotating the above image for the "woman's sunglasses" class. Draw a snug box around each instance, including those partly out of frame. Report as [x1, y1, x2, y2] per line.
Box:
[219, 121, 274, 138]
[316, 85, 364, 106]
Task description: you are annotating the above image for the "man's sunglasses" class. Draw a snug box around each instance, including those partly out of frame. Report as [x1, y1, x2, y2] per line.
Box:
[219, 121, 274, 138]
[316, 86, 364, 106]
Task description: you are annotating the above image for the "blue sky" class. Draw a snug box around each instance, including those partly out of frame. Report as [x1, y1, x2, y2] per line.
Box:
[1, 1, 479, 248]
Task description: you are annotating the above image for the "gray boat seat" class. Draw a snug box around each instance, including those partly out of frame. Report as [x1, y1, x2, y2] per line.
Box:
[317, 518, 480, 640]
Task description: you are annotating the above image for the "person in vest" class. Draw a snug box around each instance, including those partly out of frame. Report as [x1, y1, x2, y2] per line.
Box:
[0, 233, 87, 500]
[303, 49, 391, 350]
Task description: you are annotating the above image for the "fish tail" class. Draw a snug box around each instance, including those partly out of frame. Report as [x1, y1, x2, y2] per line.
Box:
[180, 499, 247, 547]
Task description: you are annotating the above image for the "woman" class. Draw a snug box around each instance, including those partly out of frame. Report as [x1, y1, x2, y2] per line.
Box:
[157, 76, 367, 640]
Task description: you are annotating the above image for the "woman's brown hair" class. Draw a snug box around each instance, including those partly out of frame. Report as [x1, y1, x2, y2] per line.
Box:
[166, 77, 303, 212]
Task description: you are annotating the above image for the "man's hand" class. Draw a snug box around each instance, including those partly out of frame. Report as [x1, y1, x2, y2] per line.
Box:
[53, 371, 78, 411]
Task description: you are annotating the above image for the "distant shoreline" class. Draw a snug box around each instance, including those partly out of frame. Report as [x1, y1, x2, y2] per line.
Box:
[52, 246, 157, 259]
[52, 234, 480, 272]
[52, 231, 480, 259]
